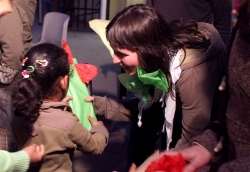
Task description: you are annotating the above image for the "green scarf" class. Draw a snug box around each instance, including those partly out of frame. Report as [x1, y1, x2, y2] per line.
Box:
[118, 66, 169, 103]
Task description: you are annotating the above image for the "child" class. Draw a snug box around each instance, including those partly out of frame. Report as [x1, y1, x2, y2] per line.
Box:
[11, 43, 109, 171]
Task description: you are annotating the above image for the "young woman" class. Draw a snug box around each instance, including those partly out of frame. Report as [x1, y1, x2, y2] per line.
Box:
[86, 4, 226, 167]
[11, 43, 109, 171]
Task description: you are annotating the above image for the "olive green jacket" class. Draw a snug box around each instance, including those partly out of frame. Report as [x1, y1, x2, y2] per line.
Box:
[11, 102, 109, 172]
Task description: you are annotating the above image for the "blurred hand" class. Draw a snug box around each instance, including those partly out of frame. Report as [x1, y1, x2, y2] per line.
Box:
[218, 76, 226, 91]
[163, 145, 211, 172]
[62, 96, 73, 103]
[84, 96, 94, 102]
[88, 115, 104, 126]
[62, 96, 73, 111]
[22, 144, 45, 163]
[128, 163, 137, 172]
[0, 0, 12, 16]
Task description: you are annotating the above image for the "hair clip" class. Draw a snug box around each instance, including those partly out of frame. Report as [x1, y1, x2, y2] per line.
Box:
[22, 57, 28, 66]
[36, 59, 48, 67]
[22, 66, 35, 79]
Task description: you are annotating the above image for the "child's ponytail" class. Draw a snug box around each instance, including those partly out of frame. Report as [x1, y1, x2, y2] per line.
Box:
[12, 77, 43, 122]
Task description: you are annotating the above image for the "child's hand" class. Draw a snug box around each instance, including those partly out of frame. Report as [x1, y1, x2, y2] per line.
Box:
[62, 96, 73, 102]
[88, 115, 104, 126]
[218, 76, 226, 91]
[129, 163, 137, 172]
[22, 144, 45, 163]
[84, 96, 94, 102]
[0, 0, 12, 16]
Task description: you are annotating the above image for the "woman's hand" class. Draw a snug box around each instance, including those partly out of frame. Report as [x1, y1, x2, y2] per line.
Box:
[88, 115, 104, 126]
[128, 145, 211, 172]
[84, 96, 94, 102]
[22, 144, 45, 163]
[164, 145, 211, 172]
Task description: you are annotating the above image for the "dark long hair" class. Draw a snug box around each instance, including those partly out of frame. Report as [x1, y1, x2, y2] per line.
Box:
[106, 4, 210, 92]
[12, 43, 70, 122]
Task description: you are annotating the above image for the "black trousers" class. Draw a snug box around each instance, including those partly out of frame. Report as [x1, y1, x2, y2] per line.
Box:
[126, 102, 165, 169]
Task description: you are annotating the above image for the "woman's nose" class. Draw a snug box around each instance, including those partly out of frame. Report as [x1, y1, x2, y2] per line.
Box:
[112, 55, 121, 64]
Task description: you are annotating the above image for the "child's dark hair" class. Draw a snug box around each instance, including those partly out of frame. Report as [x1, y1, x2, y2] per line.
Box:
[12, 43, 70, 123]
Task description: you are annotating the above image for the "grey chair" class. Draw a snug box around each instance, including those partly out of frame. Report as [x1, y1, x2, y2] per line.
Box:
[32, 12, 70, 47]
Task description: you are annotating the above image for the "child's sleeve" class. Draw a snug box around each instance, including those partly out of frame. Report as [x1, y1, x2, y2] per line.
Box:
[68, 121, 109, 155]
[93, 95, 139, 121]
[0, 150, 30, 172]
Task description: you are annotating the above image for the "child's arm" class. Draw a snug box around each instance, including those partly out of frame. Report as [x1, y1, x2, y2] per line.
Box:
[0, 144, 44, 172]
[69, 116, 109, 155]
[85, 95, 139, 121]
[0, 150, 29, 172]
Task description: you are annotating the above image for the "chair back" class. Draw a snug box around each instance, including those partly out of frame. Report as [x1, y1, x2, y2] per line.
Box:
[39, 12, 70, 46]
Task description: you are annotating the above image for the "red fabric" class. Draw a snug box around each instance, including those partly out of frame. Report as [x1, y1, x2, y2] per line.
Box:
[62, 40, 98, 84]
[145, 153, 186, 172]
[62, 40, 74, 64]
[74, 63, 98, 84]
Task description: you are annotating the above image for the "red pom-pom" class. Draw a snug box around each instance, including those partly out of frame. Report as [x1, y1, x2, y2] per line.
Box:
[62, 40, 99, 84]
[145, 153, 186, 172]
[74, 64, 98, 84]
